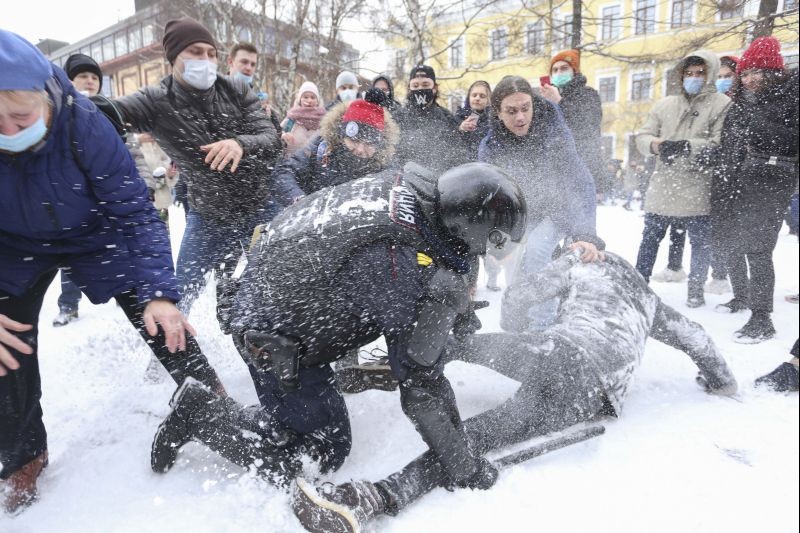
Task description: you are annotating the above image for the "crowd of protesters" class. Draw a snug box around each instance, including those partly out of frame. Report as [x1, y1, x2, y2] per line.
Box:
[1, 16, 798, 518]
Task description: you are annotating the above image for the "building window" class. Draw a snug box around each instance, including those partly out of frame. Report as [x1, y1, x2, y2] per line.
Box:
[450, 37, 464, 68]
[114, 32, 128, 57]
[490, 28, 508, 60]
[598, 76, 617, 102]
[784, 53, 799, 71]
[601, 6, 622, 40]
[142, 23, 155, 46]
[635, 0, 657, 35]
[664, 68, 683, 96]
[128, 26, 142, 51]
[671, 0, 694, 28]
[783, 0, 798, 10]
[601, 135, 615, 159]
[631, 72, 652, 101]
[718, 0, 744, 19]
[90, 41, 102, 62]
[526, 21, 545, 55]
[553, 15, 574, 50]
[102, 36, 115, 61]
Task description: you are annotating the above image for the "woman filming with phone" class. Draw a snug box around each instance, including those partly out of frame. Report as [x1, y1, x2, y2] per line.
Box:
[280, 81, 326, 157]
[456, 80, 492, 159]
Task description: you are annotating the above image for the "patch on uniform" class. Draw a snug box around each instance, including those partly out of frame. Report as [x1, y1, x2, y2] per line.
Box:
[416, 252, 433, 266]
[389, 178, 420, 231]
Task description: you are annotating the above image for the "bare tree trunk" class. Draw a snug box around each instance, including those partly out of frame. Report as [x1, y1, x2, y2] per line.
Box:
[753, 0, 780, 38]
[571, 0, 582, 49]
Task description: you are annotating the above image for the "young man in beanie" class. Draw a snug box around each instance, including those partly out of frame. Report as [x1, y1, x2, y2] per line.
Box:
[634, 50, 731, 309]
[273, 88, 399, 195]
[326, 70, 360, 110]
[540, 49, 609, 201]
[114, 17, 291, 316]
[712, 37, 798, 342]
[394, 65, 467, 174]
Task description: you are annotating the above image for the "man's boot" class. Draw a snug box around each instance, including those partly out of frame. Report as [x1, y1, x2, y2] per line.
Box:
[2, 451, 48, 515]
[152, 378, 297, 481]
[292, 478, 387, 533]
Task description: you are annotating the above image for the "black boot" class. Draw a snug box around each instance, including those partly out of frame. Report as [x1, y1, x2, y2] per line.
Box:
[686, 286, 705, 309]
[292, 478, 386, 533]
[733, 311, 776, 344]
[755, 363, 799, 392]
[715, 298, 749, 314]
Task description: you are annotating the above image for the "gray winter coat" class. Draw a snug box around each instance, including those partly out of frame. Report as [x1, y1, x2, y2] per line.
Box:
[501, 250, 737, 413]
[115, 74, 282, 219]
[636, 50, 731, 217]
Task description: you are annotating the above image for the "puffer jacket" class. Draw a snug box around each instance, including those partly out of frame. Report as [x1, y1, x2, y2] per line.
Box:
[0, 66, 177, 304]
[478, 95, 597, 238]
[557, 74, 609, 194]
[272, 101, 400, 195]
[394, 100, 467, 174]
[115, 74, 287, 219]
[636, 49, 731, 217]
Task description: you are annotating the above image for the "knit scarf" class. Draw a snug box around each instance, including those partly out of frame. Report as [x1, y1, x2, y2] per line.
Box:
[286, 105, 326, 131]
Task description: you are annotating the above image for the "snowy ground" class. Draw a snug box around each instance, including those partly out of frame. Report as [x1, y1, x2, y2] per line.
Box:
[2, 203, 798, 533]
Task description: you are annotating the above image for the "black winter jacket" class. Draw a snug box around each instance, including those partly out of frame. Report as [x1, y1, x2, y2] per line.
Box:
[116, 75, 287, 219]
[455, 105, 492, 160]
[558, 74, 609, 193]
[394, 101, 467, 174]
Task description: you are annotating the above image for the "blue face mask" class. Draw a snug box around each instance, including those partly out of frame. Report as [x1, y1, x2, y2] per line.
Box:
[715, 78, 733, 94]
[551, 73, 573, 88]
[0, 116, 48, 153]
[233, 71, 253, 85]
[683, 77, 705, 95]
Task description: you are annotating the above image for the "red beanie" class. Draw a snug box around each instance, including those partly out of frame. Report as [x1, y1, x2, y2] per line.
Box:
[342, 99, 385, 131]
[737, 37, 784, 74]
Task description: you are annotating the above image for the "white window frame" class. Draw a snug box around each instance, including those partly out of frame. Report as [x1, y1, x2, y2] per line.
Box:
[633, 0, 657, 36]
[525, 20, 545, 55]
[552, 14, 574, 50]
[599, 3, 623, 41]
[715, 0, 746, 21]
[669, 0, 697, 28]
[489, 27, 509, 61]
[449, 36, 465, 69]
[629, 69, 655, 101]
[596, 73, 620, 103]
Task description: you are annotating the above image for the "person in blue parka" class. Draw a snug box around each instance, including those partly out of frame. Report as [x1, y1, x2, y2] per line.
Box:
[0, 30, 224, 514]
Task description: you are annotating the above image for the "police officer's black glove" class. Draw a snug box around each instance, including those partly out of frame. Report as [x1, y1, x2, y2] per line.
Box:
[452, 300, 489, 339]
[659, 140, 691, 165]
[445, 457, 498, 491]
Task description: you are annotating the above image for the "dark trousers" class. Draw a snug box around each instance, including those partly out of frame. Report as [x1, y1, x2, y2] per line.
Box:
[667, 224, 726, 279]
[56, 269, 82, 313]
[635, 214, 711, 294]
[0, 270, 222, 479]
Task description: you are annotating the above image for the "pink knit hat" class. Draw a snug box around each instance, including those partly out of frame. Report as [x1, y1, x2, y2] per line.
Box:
[294, 81, 323, 107]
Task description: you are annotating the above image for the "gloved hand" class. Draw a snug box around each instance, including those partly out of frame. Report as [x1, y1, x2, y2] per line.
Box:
[445, 457, 498, 491]
[452, 300, 489, 339]
[696, 373, 738, 396]
[659, 140, 691, 165]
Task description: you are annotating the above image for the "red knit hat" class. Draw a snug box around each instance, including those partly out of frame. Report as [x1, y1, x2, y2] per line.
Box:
[341, 99, 385, 144]
[550, 49, 580, 73]
[737, 37, 784, 74]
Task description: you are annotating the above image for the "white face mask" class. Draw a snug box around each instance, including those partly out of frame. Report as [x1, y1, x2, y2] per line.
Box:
[339, 89, 357, 103]
[181, 59, 218, 91]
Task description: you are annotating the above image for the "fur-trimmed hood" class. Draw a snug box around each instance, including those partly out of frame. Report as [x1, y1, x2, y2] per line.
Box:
[319, 100, 400, 166]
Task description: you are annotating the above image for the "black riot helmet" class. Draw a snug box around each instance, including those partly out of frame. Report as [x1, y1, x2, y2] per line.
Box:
[435, 162, 526, 255]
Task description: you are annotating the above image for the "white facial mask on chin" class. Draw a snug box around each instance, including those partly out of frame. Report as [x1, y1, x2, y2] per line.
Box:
[181, 59, 218, 90]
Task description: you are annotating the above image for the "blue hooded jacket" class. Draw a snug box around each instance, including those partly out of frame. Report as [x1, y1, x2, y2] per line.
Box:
[0, 66, 179, 304]
[478, 95, 596, 237]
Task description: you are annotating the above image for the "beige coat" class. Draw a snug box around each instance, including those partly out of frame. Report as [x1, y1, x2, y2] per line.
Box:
[636, 50, 731, 217]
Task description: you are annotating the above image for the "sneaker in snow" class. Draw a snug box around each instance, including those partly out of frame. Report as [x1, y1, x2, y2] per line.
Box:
[755, 363, 800, 392]
[686, 295, 705, 308]
[704, 278, 731, 295]
[651, 268, 687, 283]
[52, 309, 78, 327]
[292, 478, 385, 533]
[733, 314, 776, 344]
[715, 299, 748, 314]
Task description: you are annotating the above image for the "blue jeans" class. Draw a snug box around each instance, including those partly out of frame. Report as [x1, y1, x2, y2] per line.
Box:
[57, 269, 82, 313]
[636, 214, 711, 295]
[511, 217, 564, 330]
[177, 202, 281, 314]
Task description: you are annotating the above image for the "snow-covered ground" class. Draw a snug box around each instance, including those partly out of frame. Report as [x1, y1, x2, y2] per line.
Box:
[3, 203, 798, 533]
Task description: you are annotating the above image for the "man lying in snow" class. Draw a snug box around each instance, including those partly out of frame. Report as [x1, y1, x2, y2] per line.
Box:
[291, 249, 738, 533]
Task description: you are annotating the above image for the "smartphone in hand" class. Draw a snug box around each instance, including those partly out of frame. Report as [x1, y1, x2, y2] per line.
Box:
[539, 76, 551, 86]
[283, 118, 296, 133]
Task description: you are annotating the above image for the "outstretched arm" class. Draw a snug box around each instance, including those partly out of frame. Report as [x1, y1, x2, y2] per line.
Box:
[650, 302, 738, 395]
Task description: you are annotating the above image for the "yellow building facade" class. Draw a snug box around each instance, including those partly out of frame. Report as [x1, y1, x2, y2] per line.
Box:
[393, 0, 798, 163]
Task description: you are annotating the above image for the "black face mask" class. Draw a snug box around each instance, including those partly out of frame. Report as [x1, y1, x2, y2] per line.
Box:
[336, 145, 380, 176]
[409, 88, 434, 108]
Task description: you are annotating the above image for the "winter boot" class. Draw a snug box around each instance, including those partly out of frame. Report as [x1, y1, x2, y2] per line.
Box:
[52, 309, 78, 327]
[755, 363, 800, 392]
[705, 277, 731, 295]
[292, 478, 387, 533]
[733, 312, 776, 344]
[335, 348, 398, 394]
[686, 285, 705, 309]
[1, 451, 48, 515]
[651, 267, 687, 283]
[715, 298, 749, 314]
